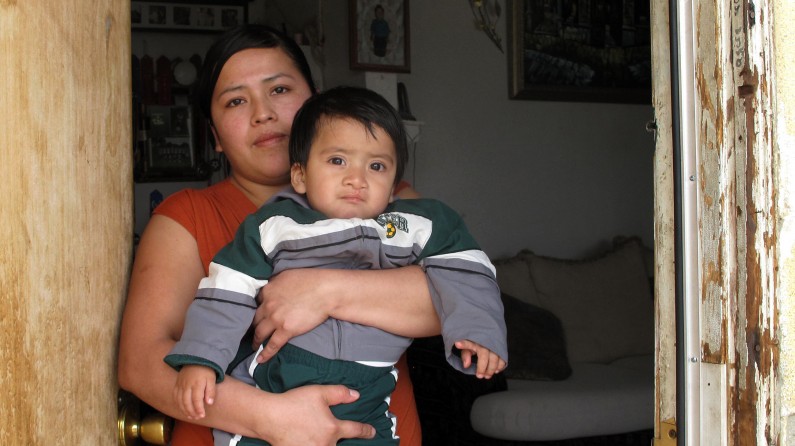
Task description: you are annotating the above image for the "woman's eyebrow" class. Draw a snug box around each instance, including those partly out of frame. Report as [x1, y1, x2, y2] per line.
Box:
[217, 73, 296, 96]
[260, 72, 293, 84]
[217, 84, 244, 97]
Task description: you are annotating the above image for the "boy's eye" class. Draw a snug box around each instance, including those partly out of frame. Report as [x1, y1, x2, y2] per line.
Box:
[329, 157, 344, 165]
[370, 162, 386, 172]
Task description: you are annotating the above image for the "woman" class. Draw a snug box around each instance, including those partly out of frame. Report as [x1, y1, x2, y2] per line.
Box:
[118, 25, 436, 446]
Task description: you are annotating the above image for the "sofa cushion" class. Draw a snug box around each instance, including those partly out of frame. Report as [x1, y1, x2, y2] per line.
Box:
[524, 238, 654, 364]
[470, 359, 654, 441]
[493, 253, 541, 306]
[500, 293, 572, 381]
[610, 354, 655, 373]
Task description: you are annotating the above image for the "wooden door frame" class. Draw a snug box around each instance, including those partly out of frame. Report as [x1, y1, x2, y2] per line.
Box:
[0, 1, 132, 443]
[652, 1, 795, 444]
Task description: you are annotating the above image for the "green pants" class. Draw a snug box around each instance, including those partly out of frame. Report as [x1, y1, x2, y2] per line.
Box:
[225, 343, 399, 446]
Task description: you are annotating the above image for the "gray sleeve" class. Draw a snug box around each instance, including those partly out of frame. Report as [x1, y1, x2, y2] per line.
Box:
[164, 272, 262, 382]
[423, 251, 508, 374]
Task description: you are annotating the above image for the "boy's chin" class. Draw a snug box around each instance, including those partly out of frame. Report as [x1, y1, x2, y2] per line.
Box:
[326, 208, 380, 220]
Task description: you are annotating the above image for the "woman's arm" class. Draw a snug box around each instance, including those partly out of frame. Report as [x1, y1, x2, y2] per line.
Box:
[117, 215, 375, 444]
[118, 215, 206, 419]
[254, 267, 440, 363]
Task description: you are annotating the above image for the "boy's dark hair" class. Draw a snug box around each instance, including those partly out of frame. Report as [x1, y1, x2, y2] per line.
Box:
[194, 24, 316, 125]
[289, 86, 408, 186]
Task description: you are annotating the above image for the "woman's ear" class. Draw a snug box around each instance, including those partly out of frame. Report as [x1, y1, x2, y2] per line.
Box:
[210, 124, 223, 153]
[290, 163, 307, 193]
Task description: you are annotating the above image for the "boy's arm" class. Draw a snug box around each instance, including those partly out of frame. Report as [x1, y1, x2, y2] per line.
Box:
[454, 339, 507, 379]
[166, 214, 272, 380]
[174, 365, 218, 419]
[164, 278, 259, 380]
[409, 199, 510, 373]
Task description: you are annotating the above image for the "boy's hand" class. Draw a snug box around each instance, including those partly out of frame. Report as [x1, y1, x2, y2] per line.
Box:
[174, 365, 217, 419]
[454, 340, 507, 379]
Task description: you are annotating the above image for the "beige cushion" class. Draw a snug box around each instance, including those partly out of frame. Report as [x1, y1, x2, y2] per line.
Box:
[493, 252, 541, 307]
[471, 361, 653, 440]
[524, 239, 654, 364]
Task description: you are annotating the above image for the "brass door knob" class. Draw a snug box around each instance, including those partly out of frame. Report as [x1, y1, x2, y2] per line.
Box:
[118, 393, 173, 446]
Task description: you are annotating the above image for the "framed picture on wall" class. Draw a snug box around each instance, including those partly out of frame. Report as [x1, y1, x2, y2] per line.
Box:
[508, 0, 651, 103]
[349, 0, 411, 73]
[131, 1, 245, 32]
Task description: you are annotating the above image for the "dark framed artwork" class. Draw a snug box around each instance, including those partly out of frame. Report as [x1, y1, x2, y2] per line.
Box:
[349, 0, 410, 73]
[131, 1, 245, 32]
[508, 0, 651, 103]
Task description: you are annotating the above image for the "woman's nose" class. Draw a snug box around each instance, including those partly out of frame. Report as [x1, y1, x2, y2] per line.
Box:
[251, 99, 275, 124]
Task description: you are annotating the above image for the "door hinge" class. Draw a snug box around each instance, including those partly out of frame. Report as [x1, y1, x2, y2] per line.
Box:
[653, 419, 678, 446]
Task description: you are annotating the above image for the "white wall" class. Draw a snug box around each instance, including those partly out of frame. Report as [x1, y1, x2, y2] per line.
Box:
[323, 1, 655, 259]
[133, 0, 655, 259]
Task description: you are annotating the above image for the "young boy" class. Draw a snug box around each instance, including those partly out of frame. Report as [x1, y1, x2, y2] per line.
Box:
[165, 86, 508, 445]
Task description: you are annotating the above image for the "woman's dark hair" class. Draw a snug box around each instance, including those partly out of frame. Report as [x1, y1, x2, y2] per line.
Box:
[194, 24, 317, 124]
[289, 86, 408, 186]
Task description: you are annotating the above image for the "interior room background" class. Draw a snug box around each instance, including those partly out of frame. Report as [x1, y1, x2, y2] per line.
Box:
[131, 0, 655, 260]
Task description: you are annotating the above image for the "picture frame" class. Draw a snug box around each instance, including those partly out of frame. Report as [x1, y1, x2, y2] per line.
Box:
[131, 1, 246, 32]
[134, 100, 213, 182]
[349, 0, 411, 73]
[508, 0, 651, 103]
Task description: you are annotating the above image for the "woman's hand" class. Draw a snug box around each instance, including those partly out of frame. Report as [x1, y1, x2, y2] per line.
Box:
[252, 269, 334, 363]
[255, 385, 376, 445]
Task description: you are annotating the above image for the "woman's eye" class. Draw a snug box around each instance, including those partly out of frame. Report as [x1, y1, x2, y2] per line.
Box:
[370, 162, 386, 172]
[272, 86, 288, 95]
[227, 98, 245, 107]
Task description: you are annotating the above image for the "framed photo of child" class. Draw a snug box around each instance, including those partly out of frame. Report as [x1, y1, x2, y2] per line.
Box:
[349, 0, 411, 73]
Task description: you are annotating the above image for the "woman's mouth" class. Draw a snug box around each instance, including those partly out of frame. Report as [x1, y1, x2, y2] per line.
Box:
[253, 132, 285, 147]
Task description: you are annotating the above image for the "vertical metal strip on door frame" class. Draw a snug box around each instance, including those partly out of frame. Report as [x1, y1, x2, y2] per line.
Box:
[670, 0, 701, 444]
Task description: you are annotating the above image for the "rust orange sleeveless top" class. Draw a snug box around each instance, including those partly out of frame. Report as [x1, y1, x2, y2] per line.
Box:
[154, 179, 422, 446]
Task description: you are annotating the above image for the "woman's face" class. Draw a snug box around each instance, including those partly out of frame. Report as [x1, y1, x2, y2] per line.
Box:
[210, 47, 314, 187]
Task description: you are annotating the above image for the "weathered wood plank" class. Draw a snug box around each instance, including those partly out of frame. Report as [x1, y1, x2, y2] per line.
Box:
[0, 1, 132, 443]
[651, 0, 678, 440]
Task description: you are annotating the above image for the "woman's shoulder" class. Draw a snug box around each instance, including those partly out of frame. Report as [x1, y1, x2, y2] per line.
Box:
[151, 180, 258, 269]
[154, 180, 253, 220]
[153, 180, 256, 239]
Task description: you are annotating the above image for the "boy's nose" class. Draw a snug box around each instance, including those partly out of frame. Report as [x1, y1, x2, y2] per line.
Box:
[344, 168, 368, 188]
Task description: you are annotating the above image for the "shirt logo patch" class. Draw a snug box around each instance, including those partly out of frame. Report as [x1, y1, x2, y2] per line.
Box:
[376, 213, 409, 238]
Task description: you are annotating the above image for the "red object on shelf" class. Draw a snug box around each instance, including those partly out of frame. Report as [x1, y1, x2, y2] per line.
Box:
[156, 55, 173, 105]
[140, 54, 156, 105]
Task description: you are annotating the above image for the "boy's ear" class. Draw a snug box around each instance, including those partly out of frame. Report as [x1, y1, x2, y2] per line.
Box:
[291, 163, 307, 193]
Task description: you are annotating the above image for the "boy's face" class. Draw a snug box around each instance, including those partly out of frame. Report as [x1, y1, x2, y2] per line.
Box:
[291, 117, 397, 219]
